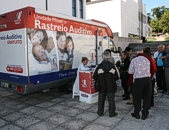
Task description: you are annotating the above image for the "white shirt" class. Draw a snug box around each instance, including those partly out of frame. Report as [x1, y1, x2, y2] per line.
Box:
[29, 54, 52, 75]
[129, 56, 151, 79]
[154, 51, 159, 58]
[58, 49, 68, 61]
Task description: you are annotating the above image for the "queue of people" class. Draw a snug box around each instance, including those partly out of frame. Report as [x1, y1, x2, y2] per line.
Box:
[118, 44, 169, 120]
[73, 43, 169, 120]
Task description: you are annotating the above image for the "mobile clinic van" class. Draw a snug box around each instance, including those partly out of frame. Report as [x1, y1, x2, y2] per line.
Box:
[0, 7, 121, 94]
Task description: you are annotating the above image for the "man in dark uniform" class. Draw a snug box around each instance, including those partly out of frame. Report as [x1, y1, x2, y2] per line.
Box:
[119, 51, 130, 100]
[93, 51, 119, 117]
[125, 46, 132, 60]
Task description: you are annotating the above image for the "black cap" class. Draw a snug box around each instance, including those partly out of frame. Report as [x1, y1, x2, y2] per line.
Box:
[134, 46, 143, 52]
[125, 47, 132, 52]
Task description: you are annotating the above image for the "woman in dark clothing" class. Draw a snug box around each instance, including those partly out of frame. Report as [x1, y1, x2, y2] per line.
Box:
[144, 48, 157, 108]
[126, 54, 136, 104]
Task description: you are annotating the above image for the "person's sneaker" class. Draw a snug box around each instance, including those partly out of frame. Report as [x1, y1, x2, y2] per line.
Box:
[121, 94, 126, 97]
[131, 113, 140, 119]
[142, 115, 148, 120]
[154, 93, 158, 97]
[97, 112, 103, 116]
[165, 91, 169, 95]
[123, 97, 130, 100]
[109, 112, 118, 117]
[161, 90, 166, 93]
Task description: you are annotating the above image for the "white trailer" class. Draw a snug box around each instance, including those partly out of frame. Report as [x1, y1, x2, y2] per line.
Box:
[0, 7, 121, 94]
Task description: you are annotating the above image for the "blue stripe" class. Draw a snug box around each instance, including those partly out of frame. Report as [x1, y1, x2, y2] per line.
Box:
[0, 69, 77, 85]
[0, 72, 28, 84]
[29, 69, 77, 85]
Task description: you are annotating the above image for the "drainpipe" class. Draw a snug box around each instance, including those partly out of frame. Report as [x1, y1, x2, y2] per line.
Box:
[46, 0, 48, 10]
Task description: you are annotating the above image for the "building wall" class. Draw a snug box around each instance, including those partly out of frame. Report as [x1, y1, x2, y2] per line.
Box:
[121, 0, 139, 37]
[48, 0, 72, 16]
[0, 0, 86, 19]
[86, 0, 122, 36]
[0, 0, 46, 14]
[87, 0, 148, 39]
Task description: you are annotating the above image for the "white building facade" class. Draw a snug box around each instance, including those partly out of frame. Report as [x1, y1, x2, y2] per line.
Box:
[0, 0, 86, 19]
[86, 0, 148, 42]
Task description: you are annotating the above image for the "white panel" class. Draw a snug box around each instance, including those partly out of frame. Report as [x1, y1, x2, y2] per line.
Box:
[86, 0, 121, 36]
[121, 0, 139, 37]
[0, 29, 27, 76]
[87, 0, 148, 38]
[0, 0, 86, 19]
[0, 0, 17, 14]
[48, 0, 72, 16]
[18, 0, 46, 10]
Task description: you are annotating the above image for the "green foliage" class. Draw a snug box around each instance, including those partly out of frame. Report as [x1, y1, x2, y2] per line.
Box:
[159, 10, 169, 33]
[150, 19, 161, 32]
[150, 6, 169, 33]
[165, 36, 169, 41]
[151, 6, 168, 20]
[147, 13, 152, 24]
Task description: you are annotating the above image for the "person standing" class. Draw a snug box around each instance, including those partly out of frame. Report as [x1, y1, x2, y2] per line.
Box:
[104, 49, 115, 64]
[153, 46, 160, 91]
[125, 46, 132, 59]
[165, 43, 169, 95]
[143, 48, 157, 108]
[156, 44, 167, 93]
[153, 46, 160, 60]
[93, 51, 119, 117]
[119, 51, 130, 100]
[129, 46, 153, 120]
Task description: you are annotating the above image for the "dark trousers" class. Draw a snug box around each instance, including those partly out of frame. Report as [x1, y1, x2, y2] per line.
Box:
[121, 79, 130, 98]
[165, 68, 169, 92]
[132, 77, 152, 117]
[97, 91, 115, 116]
[156, 67, 166, 91]
[150, 78, 155, 107]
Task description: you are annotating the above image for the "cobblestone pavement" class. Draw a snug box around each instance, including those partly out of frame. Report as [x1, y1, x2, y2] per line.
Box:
[0, 80, 169, 130]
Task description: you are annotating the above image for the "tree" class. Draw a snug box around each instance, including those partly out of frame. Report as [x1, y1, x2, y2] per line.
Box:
[151, 6, 169, 20]
[147, 13, 152, 24]
[159, 10, 169, 33]
[149, 6, 169, 33]
[150, 19, 161, 33]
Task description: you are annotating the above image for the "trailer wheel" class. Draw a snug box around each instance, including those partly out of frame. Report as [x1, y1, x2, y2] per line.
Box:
[62, 79, 75, 93]
[57, 87, 64, 92]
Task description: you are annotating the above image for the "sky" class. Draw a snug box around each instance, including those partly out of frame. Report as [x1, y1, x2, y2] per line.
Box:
[142, 0, 169, 13]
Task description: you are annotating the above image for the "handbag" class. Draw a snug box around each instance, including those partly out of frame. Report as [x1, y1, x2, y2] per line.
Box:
[120, 70, 128, 80]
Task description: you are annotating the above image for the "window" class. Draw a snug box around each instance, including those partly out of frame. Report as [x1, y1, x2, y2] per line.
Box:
[142, 15, 147, 24]
[109, 39, 117, 52]
[128, 33, 139, 39]
[72, 0, 76, 17]
[79, 0, 83, 18]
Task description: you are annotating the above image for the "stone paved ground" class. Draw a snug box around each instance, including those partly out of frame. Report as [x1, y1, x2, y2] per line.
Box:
[0, 80, 169, 130]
